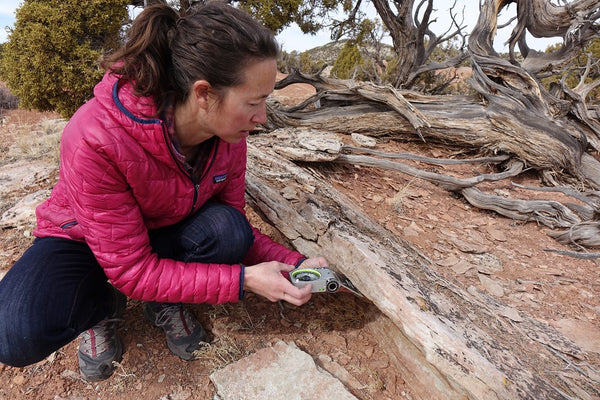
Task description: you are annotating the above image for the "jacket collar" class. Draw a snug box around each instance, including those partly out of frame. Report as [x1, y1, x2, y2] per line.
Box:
[112, 80, 162, 125]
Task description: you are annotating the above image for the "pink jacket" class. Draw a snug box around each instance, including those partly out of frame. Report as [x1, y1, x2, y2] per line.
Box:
[34, 72, 304, 304]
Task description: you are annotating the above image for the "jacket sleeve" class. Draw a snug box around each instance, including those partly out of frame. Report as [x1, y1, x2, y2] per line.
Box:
[216, 140, 305, 267]
[61, 125, 241, 305]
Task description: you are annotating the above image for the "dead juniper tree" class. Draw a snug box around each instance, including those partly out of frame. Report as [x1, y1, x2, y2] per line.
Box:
[266, 0, 600, 254]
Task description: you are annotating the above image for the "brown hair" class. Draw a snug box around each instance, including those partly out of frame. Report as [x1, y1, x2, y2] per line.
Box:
[101, 1, 279, 114]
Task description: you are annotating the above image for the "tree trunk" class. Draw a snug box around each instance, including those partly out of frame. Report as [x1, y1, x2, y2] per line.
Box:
[245, 137, 600, 399]
[370, 0, 418, 86]
[251, 0, 600, 397]
[269, 72, 600, 188]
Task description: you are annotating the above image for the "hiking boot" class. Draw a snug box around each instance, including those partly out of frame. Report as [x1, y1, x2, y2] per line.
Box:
[78, 288, 127, 381]
[143, 302, 209, 360]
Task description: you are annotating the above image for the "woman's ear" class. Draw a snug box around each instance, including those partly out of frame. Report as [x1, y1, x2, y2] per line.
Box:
[192, 80, 211, 110]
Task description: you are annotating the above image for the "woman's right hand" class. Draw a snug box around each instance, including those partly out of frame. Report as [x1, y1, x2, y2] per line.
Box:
[243, 261, 312, 306]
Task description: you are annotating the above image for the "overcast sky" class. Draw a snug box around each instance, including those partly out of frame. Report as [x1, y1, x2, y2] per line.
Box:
[1, 0, 560, 52]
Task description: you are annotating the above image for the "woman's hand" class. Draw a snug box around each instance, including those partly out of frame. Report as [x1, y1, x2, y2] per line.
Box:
[295, 256, 329, 270]
[243, 261, 313, 306]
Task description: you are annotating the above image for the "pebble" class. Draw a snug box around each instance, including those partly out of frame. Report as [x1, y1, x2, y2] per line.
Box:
[451, 237, 487, 254]
[486, 226, 508, 241]
[60, 370, 80, 381]
[436, 256, 460, 267]
[351, 133, 376, 148]
[12, 375, 26, 386]
[478, 274, 505, 297]
[452, 260, 474, 275]
[322, 333, 347, 349]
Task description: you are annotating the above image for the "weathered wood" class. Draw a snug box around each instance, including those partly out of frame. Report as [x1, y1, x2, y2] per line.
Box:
[245, 137, 600, 400]
[260, 129, 595, 234]
[267, 74, 600, 189]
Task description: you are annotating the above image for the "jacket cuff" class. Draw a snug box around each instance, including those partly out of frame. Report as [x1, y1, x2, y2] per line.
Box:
[239, 264, 245, 300]
[294, 258, 306, 269]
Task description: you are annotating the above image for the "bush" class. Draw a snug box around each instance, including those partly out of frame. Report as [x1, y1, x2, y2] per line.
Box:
[0, 0, 129, 118]
[330, 41, 363, 79]
[278, 50, 326, 74]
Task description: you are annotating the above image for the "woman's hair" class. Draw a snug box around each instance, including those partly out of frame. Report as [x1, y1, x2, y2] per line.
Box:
[101, 1, 279, 114]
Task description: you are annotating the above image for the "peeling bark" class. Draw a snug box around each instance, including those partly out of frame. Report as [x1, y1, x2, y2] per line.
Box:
[245, 138, 600, 399]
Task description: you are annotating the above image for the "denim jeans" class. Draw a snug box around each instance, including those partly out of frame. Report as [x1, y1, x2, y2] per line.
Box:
[0, 201, 253, 367]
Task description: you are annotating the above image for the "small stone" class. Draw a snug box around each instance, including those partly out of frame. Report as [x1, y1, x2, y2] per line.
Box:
[473, 253, 503, 274]
[60, 370, 81, 381]
[367, 359, 389, 369]
[436, 256, 460, 267]
[478, 274, 505, 297]
[12, 375, 26, 386]
[493, 188, 511, 197]
[280, 186, 298, 200]
[322, 333, 347, 349]
[499, 306, 524, 322]
[402, 223, 421, 237]
[452, 260, 474, 275]
[486, 226, 508, 242]
[451, 238, 487, 254]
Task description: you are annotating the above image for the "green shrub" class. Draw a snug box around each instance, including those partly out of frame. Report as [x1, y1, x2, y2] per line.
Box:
[0, 0, 129, 118]
[331, 41, 362, 79]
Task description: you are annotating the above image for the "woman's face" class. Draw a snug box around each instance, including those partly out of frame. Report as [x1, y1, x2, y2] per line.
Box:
[206, 58, 277, 144]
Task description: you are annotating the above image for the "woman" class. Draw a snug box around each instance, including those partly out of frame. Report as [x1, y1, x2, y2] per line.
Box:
[0, 2, 327, 381]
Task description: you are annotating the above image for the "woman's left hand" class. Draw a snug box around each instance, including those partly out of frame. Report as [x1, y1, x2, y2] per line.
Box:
[295, 256, 329, 270]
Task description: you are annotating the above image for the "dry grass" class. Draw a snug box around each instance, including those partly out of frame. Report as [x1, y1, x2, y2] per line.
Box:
[2, 118, 65, 165]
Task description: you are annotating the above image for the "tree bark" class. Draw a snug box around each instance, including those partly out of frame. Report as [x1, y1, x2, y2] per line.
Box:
[269, 71, 600, 187]
[245, 137, 600, 399]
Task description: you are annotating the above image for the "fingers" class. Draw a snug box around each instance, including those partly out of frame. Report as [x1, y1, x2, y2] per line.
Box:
[244, 261, 312, 305]
[281, 283, 312, 306]
[296, 256, 329, 269]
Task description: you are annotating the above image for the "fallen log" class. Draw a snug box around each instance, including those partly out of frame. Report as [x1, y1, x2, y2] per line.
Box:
[245, 136, 600, 400]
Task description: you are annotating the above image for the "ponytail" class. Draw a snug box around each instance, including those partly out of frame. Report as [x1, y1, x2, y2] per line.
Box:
[101, 4, 180, 114]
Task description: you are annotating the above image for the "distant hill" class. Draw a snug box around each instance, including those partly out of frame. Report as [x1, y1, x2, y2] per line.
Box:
[296, 39, 395, 65]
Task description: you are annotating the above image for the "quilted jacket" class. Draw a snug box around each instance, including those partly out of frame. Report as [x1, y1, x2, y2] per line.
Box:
[33, 71, 304, 304]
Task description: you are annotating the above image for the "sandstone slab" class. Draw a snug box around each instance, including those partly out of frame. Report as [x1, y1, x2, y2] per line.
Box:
[209, 341, 357, 400]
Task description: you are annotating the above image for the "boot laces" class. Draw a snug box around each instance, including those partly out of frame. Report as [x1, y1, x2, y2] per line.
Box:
[79, 318, 120, 357]
[154, 304, 196, 338]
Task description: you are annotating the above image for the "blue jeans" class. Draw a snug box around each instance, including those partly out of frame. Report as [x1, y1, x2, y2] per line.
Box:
[0, 202, 253, 367]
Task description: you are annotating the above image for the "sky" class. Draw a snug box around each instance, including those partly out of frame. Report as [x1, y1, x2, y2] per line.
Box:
[0, 0, 561, 52]
[0, 0, 19, 44]
[276, 1, 562, 53]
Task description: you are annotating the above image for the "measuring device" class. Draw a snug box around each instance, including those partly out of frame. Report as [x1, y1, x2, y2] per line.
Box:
[289, 267, 362, 296]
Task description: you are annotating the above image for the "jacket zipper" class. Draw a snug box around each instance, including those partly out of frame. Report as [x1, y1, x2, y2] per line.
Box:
[160, 121, 220, 217]
[60, 220, 78, 229]
[188, 139, 219, 216]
